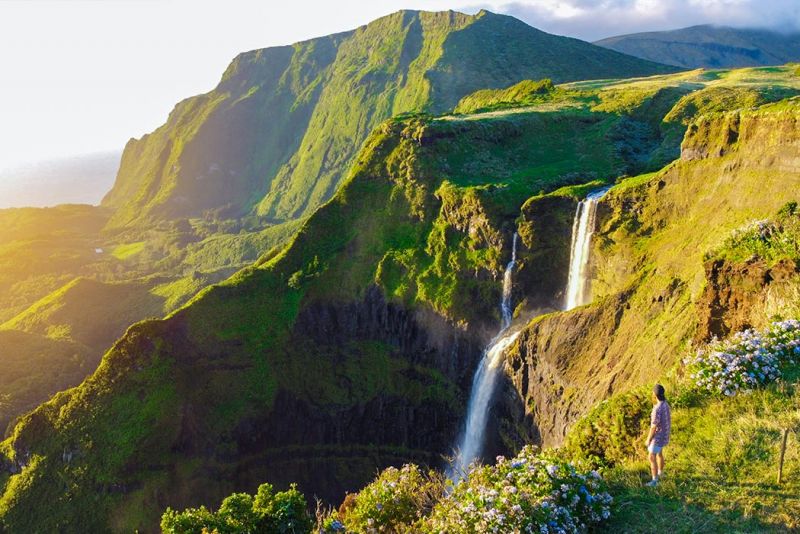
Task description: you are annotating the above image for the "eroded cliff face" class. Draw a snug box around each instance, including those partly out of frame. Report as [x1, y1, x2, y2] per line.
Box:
[515, 194, 577, 312]
[696, 257, 800, 342]
[173, 286, 486, 507]
[499, 103, 800, 447]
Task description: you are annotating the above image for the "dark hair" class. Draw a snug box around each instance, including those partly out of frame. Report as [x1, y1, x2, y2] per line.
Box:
[653, 384, 666, 401]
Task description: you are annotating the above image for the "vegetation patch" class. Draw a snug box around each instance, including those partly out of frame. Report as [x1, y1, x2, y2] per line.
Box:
[110, 241, 146, 260]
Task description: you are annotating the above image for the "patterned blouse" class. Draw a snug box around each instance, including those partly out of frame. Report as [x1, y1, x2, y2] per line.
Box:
[650, 401, 671, 447]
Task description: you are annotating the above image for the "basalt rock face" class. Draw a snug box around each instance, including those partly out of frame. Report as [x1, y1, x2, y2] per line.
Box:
[204, 286, 486, 504]
[516, 194, 578, 312]
[501, 292, 631, 447]
[696, 257, 800, 342]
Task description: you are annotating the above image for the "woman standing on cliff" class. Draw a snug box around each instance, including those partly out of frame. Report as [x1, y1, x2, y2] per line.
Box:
[645, 384, 671, 487]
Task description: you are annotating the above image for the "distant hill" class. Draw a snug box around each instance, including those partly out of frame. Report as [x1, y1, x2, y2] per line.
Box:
[595, 25, 800, 69]
[102, 9, 675, 229]
[0, 151, 120, 209]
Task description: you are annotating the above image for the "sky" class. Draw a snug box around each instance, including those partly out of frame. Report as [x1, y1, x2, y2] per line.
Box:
[1, 0, 798, 173]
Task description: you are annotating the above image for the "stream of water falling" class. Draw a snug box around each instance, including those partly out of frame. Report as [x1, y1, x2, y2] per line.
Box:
[450, 233, 520, 479]
[563, 188, 610, 310]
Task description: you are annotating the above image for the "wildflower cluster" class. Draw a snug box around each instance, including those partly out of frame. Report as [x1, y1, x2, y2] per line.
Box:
[709, 210, 800, 264]
[686, 319, 800, 396]
[424, 447, 611, 534]
[321, 464, 439, 533]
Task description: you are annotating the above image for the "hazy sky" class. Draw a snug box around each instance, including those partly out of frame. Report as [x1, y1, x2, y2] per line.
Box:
[1, 0, 798, 172]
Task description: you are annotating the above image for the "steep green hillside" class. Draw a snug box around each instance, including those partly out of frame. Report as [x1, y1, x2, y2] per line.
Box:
[0, 331, 92, 435]
[1, 278, 164, 351]
[3, 66, 798, 532]
[102, 9, 675, 229]
[0, 203, 260, 441]
[595, 25, 800, 69]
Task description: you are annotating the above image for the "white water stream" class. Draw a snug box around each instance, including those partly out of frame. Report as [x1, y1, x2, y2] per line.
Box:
[451, 233, 519, 478]
[564, 188, 609, 310]
[450, 188, 608, 478]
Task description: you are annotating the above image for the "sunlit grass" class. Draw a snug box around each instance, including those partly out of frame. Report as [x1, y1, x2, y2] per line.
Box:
[110, 241, 145, 260]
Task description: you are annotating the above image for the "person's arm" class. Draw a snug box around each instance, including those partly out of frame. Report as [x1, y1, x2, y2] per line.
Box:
[645, 423, 656, 446]
[645, 405, 660, 446]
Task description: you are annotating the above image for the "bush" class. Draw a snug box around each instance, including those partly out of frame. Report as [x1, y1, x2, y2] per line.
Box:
[708, 204, 800, 264]
[320, 464, 441, 533]
[161, 483, 312, 534]
[686, 319, 800, 396]
[423, 447, 611, 533]
[562, 390, 651, 466]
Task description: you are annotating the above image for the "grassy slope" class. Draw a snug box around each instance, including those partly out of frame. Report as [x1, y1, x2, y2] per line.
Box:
[603, 380, 800, 533]
[1, 278, 164, 350]
[0, 206, 112, 322]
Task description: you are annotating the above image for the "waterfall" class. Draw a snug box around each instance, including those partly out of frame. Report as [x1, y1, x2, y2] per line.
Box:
[564, 188, 609, 311]
[450, 233, 519, 479]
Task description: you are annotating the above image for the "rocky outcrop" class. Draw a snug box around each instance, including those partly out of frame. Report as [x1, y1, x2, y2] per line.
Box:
[696, 257, 800, 342]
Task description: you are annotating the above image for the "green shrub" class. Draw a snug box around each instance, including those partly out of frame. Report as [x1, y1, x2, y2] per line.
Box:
[332, 464, 441, 533]
[562, 390, 651, 466]
[161, 483, 312, 534]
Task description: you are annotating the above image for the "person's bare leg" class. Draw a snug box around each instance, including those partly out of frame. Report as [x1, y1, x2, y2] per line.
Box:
[656, 452, 665, 477]
[648, 452, 658, 480]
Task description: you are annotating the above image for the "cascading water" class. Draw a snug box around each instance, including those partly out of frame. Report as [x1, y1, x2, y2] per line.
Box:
[450, 233, 519, 478]
[564, 188, 610, 311]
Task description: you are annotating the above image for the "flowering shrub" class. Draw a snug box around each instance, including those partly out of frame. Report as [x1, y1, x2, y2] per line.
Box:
[709, 205, 800, 264]
[423, 447, 611, 534]
[686, 319, 800, 396]
[322, 464, 440, 533]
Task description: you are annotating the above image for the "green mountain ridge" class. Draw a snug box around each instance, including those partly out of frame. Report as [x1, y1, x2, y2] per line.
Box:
[102, 9, 675, 229]
[596, 24, 800, 69]
[2, 66, 799, 532]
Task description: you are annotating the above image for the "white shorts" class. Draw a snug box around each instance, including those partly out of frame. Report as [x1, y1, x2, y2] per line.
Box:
[648, 443, 664, 454]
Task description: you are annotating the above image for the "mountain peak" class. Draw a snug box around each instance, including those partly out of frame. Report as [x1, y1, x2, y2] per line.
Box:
[102, 10, 674, 228]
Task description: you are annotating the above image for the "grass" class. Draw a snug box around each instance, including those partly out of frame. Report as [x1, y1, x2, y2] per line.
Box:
[600, 379, 800, 532]
[110, 241, 146, 260]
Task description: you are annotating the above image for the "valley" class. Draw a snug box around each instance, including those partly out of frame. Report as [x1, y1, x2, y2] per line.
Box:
[0, 8, 799, 533]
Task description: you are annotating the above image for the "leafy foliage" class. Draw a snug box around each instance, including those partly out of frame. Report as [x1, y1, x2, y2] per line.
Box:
[161, 483, 312, 534]
[562, 390, 651, 467]
[707, 203, 800, 264]
[334, 464, 441, 533]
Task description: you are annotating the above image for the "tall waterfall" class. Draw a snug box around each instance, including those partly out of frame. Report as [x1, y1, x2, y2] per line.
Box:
[564, 188, 609, 310]
[451, 233, 519, 478]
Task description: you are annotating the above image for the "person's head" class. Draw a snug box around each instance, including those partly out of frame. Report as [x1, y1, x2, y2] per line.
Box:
[653, 384, 666, 402]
